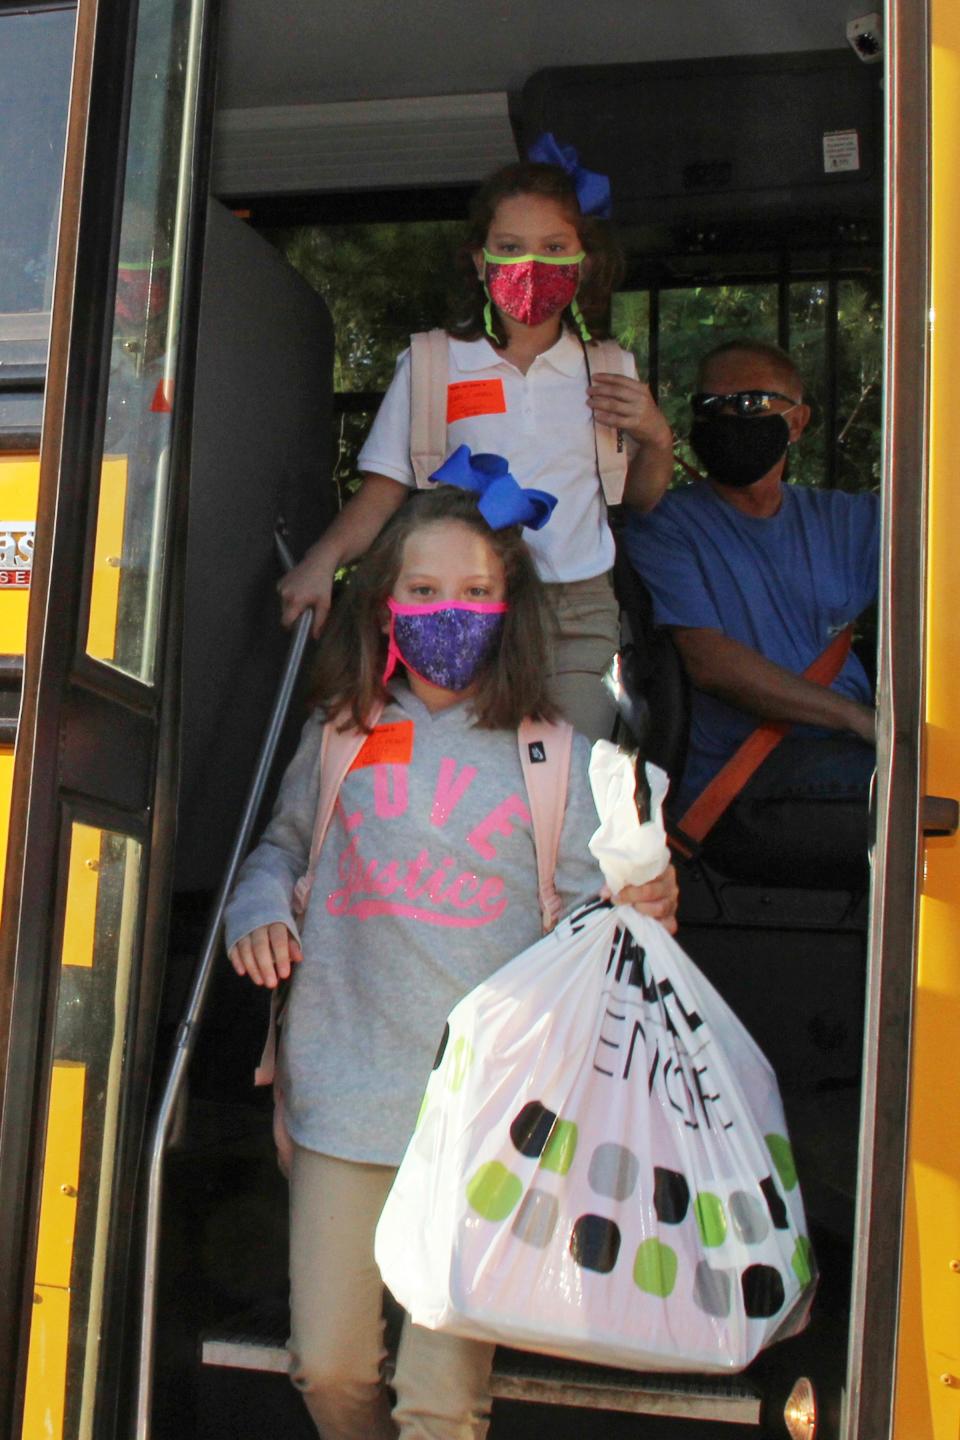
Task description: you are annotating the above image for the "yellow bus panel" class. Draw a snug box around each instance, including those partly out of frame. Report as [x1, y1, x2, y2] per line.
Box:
[0, 747, 14, 905]
[33, 1061, 84, 1289]
[86, 456, 127, 665]
[23, 1062, 86, 1440]
[61, 822, 105, 971]
[0, 455, 127, 664]
[895, 0, 960, 1435]
[0, 457, 40, 656]
[23, 1284, 70, 1440]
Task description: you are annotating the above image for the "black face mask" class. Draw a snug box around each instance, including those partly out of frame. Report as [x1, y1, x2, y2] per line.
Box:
[689, 413, 790, 489]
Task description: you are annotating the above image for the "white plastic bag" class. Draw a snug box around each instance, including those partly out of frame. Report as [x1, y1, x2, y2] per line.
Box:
[375, 747, 816, 1372]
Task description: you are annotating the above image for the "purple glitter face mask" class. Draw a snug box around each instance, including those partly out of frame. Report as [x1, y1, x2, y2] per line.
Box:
[383, 598, 508, 693]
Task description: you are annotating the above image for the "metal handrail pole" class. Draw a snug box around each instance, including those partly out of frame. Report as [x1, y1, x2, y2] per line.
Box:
[135, 546, 312, 1438]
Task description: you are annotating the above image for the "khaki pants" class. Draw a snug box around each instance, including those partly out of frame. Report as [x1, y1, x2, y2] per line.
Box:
[545, 570, 620, 743]
[288, 1146, 495, 1440]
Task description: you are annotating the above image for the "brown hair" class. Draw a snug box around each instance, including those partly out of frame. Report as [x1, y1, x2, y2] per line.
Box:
[446, 161, 624, 346]
[310, 488, 559, 732]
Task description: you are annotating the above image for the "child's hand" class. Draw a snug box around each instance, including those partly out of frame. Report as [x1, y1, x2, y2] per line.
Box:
[608, 864, 680, 935]
[587, 373, 673, 450]
[278, 546, 335, 637]
[228, 923, 303, 988]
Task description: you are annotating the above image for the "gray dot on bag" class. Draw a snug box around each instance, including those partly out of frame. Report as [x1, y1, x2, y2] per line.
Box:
[511, 1187, 560, 1248]
[729, 1191, 771, 1245]
[693, 1260, 733, 1317]
[587, 1143, 640, 1201]
[413, 1107, 441, 1160]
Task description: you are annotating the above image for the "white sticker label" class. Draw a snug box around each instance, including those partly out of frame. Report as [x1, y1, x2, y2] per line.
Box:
[0, 522, 34, 589]
[823, 129, 861, 174]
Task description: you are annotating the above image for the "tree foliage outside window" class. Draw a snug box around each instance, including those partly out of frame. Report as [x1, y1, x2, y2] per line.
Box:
[612, 280, 882, 493]
[270, 223, 881, 503]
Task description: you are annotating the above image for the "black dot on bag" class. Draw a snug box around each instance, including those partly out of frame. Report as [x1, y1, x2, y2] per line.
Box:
[653, 1167, 690, 1224]
[510, 1101, 558, 1157]
[759, 1175, 790, 1230]
[570, 1214, 621, 1274]
[741, 1264, 786, 1318]
[432, 1024, 449, 1071]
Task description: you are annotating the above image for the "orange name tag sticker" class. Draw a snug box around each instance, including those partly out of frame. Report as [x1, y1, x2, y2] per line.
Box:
[446, 378, 507, 423]
[348, 721, 415, 772]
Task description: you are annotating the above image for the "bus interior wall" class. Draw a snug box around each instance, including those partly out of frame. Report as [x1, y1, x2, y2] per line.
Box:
[154, 202, 336, 1436]
[153, 9, 882, 1437]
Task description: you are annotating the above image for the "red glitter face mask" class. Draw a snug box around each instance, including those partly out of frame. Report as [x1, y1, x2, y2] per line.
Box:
[482, 250, 585, 333]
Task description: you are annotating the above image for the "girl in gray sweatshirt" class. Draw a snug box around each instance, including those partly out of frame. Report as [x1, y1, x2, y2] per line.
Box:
[225, 484, 677, 1440]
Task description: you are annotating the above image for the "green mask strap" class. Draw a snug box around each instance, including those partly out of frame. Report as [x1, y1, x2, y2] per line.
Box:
[483, 294, 498, 340]
[570, 296, 592, 343]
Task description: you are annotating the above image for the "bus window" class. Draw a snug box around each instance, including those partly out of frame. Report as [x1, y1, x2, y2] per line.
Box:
[24, 822, 143, 1440]
[87, 0, 194, 684]
[0, 4, 74, 367]
[611, 276, 882, 494]
[266, 219, 461, 505]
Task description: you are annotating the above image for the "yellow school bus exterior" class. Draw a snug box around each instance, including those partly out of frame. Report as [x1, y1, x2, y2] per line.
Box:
[0, 1, 957, 1439]
[892, 0, 960, 1433]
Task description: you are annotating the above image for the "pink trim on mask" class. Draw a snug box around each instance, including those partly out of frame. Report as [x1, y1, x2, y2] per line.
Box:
[382, 596, 508, 684]
[386, 598, 509, 616]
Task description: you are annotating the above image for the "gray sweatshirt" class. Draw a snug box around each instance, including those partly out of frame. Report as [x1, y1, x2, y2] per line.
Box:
[224, 686, 604, 1165]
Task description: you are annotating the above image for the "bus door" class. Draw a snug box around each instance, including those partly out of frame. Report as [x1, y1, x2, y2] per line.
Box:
[0, 0, 214, 1435]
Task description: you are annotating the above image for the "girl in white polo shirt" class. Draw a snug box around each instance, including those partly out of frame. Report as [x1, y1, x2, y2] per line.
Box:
[280, 151, 673, 740]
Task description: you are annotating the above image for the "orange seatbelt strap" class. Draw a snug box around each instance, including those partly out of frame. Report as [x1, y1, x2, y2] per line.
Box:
[671, 625, 855, 858]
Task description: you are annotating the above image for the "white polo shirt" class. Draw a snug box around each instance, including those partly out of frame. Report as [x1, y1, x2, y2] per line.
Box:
[356, 331, 637, 584]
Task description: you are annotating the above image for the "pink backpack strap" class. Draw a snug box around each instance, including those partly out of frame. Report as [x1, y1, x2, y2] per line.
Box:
[409, 328, 449, 486]
[258, 707, 570, 1100]
[256, 702, 385, 1093]
[291, 700, 387, 920]
[518, 717, 575, 933]
[585, 338, 630, 504]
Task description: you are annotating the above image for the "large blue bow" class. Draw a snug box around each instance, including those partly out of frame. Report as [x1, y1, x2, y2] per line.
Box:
[429, 446, 557, 531]
[527, 132, 612, 219]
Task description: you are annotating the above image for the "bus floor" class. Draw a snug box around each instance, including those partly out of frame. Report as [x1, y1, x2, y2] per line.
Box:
[151, 1106, 854, 1439]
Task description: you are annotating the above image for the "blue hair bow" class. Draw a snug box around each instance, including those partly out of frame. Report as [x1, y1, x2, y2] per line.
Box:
[527, 132, 612, 219]
[429, 446, 557, 531]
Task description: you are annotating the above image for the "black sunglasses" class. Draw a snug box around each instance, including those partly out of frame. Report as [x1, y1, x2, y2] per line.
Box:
[691, 389, 800, 418]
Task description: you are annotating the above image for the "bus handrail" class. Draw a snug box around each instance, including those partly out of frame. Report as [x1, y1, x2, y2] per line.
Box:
[134, 530, 312, 1438]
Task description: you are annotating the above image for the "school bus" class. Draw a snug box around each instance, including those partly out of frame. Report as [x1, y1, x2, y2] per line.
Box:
[0, 0, 957, 1437]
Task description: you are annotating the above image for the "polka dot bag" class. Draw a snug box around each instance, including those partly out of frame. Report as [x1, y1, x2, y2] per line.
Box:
[375, 747, 816, 1372]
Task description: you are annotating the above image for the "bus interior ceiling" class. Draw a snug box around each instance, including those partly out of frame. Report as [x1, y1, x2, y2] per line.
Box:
[157, 2, 881, 1436]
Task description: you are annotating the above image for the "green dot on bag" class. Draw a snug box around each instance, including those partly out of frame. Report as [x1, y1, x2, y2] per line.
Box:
[539, 1119, 578, 1174]
[466, 1161, 523, 1221]
[633, 1238, 678, 1297]
[791, 1235, 815, 1286]
[694, 1192, 727, 1247]
[446, 1036, 473, 1092]
[765, 1133, 798, 1191]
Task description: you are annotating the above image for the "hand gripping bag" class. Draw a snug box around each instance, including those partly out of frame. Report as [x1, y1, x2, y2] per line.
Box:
[375, 745, 816, 1372]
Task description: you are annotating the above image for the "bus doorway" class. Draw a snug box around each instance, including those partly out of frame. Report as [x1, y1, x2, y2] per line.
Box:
[1, 0, 953, 1438]
[154, 6, 915, 1440]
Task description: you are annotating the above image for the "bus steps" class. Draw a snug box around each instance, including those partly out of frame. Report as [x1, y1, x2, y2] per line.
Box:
[200, 1300, 763, 1425]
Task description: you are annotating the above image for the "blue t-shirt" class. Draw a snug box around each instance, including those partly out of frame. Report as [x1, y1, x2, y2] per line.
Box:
[623, 482, 880, 812]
